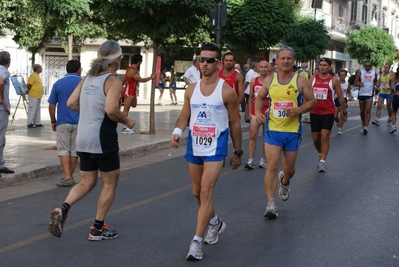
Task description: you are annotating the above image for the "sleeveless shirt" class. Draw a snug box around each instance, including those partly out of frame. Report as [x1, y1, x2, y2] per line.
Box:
[186, 79, 229, 157]
[77, 73, 118, 154]
[266, 73, 302, 133]
[311, 74, 335, 115]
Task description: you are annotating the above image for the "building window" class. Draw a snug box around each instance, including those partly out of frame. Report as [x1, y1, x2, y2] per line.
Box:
[362, 4, 368, 24]
[350, 1, 358, 22]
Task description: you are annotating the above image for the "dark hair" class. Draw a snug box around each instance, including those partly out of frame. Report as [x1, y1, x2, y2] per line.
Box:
[66, 60, 81, 73]
[132, 54, 143, 64]
[223, 51, 236, 61]
[338, 69, 347, 76]
[33, 64, 41, 72]
[0, 51, 10, 66]
[200, 43, 221, 60]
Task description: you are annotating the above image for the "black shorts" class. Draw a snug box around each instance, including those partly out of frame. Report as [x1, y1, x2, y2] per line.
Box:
[310, 113, 335, 132]
[393, 95, 399, 112]
[245, 93, 250, 104]
[78, 151, 120, 172]
[334, 97, 348, 108]
[358, 95, 373, 102]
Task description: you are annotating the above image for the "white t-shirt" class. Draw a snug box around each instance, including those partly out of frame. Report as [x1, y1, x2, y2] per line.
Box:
[244, 69, 259, 94]
[182, 65, 200, 84]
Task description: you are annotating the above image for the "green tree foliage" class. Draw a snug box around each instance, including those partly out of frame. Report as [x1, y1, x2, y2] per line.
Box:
[346, 25, 396, 67]
[91, 0, 219, 134]
[0, 0, 28, 35]
[221, 0, 301, 57]
[282, 16, 330, 62]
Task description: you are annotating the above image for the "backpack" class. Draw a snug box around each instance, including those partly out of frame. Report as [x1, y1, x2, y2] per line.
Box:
[348, 70, 359, 85]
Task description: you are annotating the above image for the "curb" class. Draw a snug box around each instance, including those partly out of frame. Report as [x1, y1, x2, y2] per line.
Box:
[0, 125, 249, 188]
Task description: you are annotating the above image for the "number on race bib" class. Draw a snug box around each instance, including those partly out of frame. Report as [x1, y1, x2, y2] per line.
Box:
[195, 136, 213, 146]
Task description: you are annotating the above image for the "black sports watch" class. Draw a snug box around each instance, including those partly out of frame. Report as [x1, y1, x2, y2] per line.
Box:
[234, 150, 244, 157]
[342, 111, 348, 116]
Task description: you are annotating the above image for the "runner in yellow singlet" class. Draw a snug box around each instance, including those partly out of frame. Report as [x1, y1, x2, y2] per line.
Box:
[255, 46, 316, 219]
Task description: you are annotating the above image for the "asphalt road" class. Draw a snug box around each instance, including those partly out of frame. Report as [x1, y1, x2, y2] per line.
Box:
[1, 106, 399, 267]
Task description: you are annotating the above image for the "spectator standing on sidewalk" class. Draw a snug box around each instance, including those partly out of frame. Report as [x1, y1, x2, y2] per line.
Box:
[0, 51, 15, 176]
[48, 60, 82, 187]
[48, 40, 135, 241]
[171, 43, 242, 261]
[157, 66, 167, 105]
[121, 54, 156, 134]
[27, 64, 44, 128]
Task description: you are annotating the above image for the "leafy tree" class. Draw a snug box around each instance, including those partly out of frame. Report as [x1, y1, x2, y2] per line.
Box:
[346, 25, 396, 67]
[0, 0, 28, 35]
[221, 0, 301, 57]
[282, 16, 330, 62]
[92, 0, 219, 134]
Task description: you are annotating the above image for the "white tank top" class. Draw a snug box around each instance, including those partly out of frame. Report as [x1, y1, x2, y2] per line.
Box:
[359, 69, 375, 96]
[340, 81, 349, 98]
[188, 78, 229, 156]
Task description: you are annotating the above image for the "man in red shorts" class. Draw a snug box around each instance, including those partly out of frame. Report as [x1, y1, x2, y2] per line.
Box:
[121, 54, 156, 134]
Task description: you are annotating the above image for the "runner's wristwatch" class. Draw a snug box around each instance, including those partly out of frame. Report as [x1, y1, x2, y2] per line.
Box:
[234, 150, 243, 157]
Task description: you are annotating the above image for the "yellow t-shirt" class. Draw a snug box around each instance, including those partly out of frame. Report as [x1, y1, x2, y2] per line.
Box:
[266, 73, 302, 133]
[28, 72, 44, 99]
[379, 73, 391, 95]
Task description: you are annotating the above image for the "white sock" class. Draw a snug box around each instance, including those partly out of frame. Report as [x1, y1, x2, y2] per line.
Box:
[209, 214, 219, 225]
[320, 159, 325, 163]
[193, 236, 203, 243]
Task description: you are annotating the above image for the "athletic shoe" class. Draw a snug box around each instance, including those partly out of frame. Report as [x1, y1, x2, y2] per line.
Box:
[372, 119, 380, 126]
[244, 160, 254, 170]
[318, 161, 326, 172]
[360, 126, 365, 133]
[278, 171, 290, 201]
[337, 128, 342, 135]
[186, 240, 203, 261]
[390, 125, 397, 133]
[264, 202, 278, 219]
[363, 127, 368, 135]
[169, 102, 174, 105]
[88, 224, 118, 241]
[121, 127, 135, 134]
[27, 124, 36, 128]
[204, 219, 226, 245]
[373, 101, 377, 105]
[48, 206, 66, 238]
[0, 167, 15, 174]
[387, 118, 392, 127]
[56, 178, 74, 187]
[157, 102, 164, 106]
[173, 102, 178, 105]
[259, 158, 266, 169]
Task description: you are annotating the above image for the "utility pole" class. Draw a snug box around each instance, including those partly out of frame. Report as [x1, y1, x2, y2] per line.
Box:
[212, 2, 227, 46]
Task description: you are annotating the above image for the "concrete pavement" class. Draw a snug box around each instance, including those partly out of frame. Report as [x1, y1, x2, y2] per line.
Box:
[1, 102, 185, 188]
[1, 101, 250, 188]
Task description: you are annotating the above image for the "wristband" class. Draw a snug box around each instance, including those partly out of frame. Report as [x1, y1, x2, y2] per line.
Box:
[172, 127, 182, 138]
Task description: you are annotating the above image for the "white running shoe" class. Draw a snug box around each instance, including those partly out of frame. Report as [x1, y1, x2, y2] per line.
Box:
[372, 119, 380, 126]
[318, 161, 326, 172]
[186, 240, 203, 261]
[390, 125, 397, 133]
[204, 219, 226, 245]
[259, 158, 266, 169]
[363, 127, 368, 135]
[264, 202, 278, 218]
[387, 118, 392, 127]
[121, 127, 135, 134]
[337, 128, 342, 135]
[278, 171, 290, 201]
[244, 160, 254, 170]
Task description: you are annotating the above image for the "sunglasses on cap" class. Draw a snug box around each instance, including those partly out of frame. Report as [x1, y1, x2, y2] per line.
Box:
[199, 57, 220, 64]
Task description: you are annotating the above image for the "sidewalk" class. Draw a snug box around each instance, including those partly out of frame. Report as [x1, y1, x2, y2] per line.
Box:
[1, 102, 250, 188]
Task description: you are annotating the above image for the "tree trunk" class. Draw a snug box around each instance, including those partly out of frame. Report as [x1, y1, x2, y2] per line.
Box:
[149, 41, 158, 134]
[68, 34, 73, 60]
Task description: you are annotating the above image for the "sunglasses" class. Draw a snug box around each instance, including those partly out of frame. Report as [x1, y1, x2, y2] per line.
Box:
[199, 57, 220, 64]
